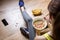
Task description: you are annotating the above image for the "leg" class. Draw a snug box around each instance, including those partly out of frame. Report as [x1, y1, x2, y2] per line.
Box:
[19, 0, 35, 40]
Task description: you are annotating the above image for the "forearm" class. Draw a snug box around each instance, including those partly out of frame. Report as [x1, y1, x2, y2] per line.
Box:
[40, 28, 50, 34]
[34, 31, 52, 40]
[46, 31, 53, 37]
[34, 35, 46, 40]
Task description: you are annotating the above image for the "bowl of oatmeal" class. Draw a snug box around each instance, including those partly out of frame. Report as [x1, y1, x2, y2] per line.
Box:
[33, 17, 47, 30]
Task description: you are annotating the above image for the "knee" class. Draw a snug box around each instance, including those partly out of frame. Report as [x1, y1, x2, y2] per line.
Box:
[27, 18, 32, 22]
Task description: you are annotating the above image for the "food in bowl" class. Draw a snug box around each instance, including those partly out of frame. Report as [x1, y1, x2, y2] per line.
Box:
[32, 9, 42, 16]
[33, 20, 44, 29]
[33, 18, 47, 30]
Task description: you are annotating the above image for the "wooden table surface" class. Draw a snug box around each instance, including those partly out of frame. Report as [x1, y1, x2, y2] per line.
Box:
[0, 0, 51, 40]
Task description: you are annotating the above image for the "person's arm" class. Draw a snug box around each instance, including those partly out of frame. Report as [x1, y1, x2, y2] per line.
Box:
[34, 35, 46, 40]
[34, 31, 53, 40]
[40, 28, 50, 34]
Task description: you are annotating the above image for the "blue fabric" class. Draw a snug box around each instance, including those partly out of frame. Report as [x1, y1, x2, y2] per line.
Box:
[21, 10, 35, 40]
[22, 11, 32, 22]
[19, 1, 24, 7]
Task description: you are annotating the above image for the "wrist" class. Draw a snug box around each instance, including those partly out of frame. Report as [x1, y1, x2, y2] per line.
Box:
[43, 33, 53, 40]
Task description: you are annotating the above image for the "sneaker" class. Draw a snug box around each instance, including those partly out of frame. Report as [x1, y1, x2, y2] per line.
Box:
[19, 0, 24, 7]
[20, 27, 29, 38]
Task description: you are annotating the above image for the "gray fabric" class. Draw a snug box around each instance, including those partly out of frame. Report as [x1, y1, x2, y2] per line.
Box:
[22, 11, 35, 40]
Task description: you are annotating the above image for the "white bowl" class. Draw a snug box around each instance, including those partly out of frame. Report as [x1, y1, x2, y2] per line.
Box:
[32, 17, 47, 30]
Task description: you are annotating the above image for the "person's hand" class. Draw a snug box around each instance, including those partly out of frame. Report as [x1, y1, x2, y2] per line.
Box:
[19, 0, 24, 7]
[34, 35, 46, 40]
[44, 14, 50, 21]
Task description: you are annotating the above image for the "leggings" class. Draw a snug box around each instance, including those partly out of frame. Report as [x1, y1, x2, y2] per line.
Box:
[21, 10, 35, 40]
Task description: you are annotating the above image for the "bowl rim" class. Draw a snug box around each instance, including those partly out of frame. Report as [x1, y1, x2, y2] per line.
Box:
[32, 17, 47, 30]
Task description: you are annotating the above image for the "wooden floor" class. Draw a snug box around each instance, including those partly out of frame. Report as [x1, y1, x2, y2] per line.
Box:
[0, 0, 50, 40]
